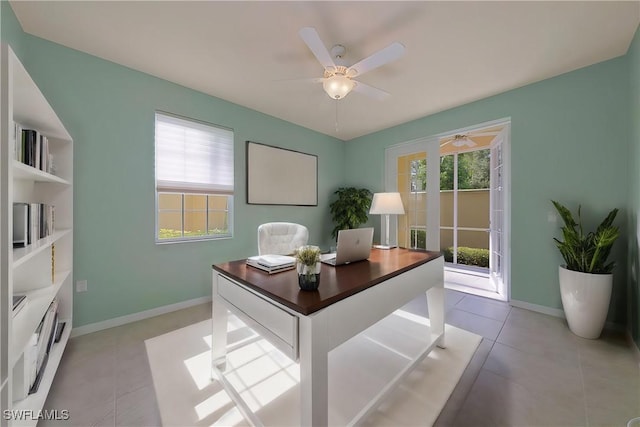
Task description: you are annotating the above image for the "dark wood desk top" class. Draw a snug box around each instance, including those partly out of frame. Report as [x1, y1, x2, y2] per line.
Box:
[213, 248, 442, 316]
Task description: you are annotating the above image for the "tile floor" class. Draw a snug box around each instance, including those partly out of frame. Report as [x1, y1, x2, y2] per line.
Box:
[41, 290, 639, 426]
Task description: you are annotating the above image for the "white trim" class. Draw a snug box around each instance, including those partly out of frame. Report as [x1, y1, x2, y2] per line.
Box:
[435, 117, 512, 141]
[445, 282, 506, 301]
[385, 137, 440, 251]
[510, 300, 628, 336]
[510, 299, 565, 318]
[500, 123, 512, 302]
[71, 296, 212, 337]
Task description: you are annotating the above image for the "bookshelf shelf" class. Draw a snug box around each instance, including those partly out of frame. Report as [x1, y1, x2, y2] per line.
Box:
[10, 270, 70, 366]
[13, 229, 71, 268]
[13, 161, 70, 185]
[1, 44, 73, 418]
[13, 322, 71, 426]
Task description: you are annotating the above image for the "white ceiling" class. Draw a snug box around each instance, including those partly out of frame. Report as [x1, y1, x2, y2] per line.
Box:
[9, 1, 640, 141]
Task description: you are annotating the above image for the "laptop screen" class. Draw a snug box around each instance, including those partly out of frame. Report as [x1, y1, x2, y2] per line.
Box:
[322, 227, 374, 266]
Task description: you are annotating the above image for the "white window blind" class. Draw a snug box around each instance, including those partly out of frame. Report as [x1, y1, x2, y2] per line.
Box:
[155, 113, 234, 194]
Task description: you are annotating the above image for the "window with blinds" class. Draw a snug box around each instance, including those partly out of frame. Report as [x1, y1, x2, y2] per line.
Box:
[155, 112, 234, 242]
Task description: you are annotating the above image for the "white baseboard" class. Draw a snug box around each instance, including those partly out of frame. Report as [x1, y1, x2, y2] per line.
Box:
[71, 296, 212, 338]
[510, 299, 627, 334]
[510, 299, 565, 318]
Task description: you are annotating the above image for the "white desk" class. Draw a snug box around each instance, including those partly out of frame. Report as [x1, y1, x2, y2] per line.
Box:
[212, 248, 445, 426]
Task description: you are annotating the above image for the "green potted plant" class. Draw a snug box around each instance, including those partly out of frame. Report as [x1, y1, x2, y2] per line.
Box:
[329, 187, 373, 239]
[295, 245, 321, 291]
[551, 200, 620, 339]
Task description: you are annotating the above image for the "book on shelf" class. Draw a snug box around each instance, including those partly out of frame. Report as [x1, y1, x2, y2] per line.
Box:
[12, 294, 27, 317]
[246, 254, 296, 274]
[12, 202, 55, 248]
[13, 203, 29, 247]
[51, 243, 55, 283]
[54, 321, 66, 343]
[28, 299, 59, 395]
[12, 122, 23, 162]
[16, 127, 53, 174]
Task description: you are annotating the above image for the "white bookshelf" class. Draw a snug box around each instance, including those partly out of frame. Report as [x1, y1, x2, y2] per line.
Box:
[1, 44, 73, 424]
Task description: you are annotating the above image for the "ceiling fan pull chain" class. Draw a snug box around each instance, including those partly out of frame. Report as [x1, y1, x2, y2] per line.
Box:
[335, 100, 339, 132]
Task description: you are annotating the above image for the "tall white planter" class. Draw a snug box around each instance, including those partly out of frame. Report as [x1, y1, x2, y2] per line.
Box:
[559, 266, 612, 339]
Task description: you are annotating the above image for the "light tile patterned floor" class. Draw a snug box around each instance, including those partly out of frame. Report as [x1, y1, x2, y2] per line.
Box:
[41, 290, 640, 426]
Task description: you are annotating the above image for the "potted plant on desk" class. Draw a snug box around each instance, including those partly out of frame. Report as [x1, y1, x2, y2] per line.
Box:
[295, 245, 321, 291]
[551, 200, 620, 339]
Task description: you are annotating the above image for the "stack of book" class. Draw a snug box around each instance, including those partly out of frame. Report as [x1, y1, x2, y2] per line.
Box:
[12, 295, 26, 317]
[14, 299, 64, 400]
[12, 203, 55, 247]
[246, 255, 296, 274]
[13, 124, 53, 174]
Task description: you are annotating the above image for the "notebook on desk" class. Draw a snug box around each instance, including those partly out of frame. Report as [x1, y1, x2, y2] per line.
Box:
[320, 227, 374, 266]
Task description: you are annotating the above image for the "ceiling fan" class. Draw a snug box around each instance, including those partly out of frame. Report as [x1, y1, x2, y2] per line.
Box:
[298, 27, 406, 101]
[451, 134, 477, 148]
[440, 130, 501, 148]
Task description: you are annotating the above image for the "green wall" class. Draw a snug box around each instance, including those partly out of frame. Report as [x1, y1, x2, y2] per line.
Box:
[1, 2, 345, 327]
[627, 25, 640, 348]
[0, 1, 24, 56]
[3, 1, 639, 336]
[346, 57, 631, 325]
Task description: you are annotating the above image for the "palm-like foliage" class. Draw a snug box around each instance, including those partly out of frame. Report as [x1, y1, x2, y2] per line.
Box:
[551, 200, 619, 274]
[329, 187, 373, 239]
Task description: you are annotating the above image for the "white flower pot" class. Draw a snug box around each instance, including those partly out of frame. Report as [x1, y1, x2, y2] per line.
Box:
[558, 266, 612, 339]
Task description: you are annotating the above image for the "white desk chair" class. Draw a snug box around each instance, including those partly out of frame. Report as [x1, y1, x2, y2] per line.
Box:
[258, 222, 309, 255]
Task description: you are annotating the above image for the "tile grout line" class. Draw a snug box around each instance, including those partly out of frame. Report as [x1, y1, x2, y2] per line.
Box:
[448, 303, 511, 425]
[577, 344, 590, 427]
[451, 293, 511, 328]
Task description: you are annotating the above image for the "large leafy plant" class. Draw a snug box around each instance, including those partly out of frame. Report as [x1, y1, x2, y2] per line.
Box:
[329, 187, 373, 239]
[551, 200, 619, 274]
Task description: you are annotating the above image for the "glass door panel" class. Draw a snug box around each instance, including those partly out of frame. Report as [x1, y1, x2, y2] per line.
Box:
[386, 138, 440, 252]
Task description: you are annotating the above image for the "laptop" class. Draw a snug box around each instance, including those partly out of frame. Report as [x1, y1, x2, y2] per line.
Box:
[321, 227, 374, 266]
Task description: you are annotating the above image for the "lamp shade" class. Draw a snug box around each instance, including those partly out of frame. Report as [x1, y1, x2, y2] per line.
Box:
[369, 192, 405, 215]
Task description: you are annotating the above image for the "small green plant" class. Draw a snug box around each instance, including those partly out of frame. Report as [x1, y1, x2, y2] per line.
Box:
[551, 200, 619, 274]
[295, 245, 321, 267]
[443, 247, 489, 268]
[329, 187, 373, 239]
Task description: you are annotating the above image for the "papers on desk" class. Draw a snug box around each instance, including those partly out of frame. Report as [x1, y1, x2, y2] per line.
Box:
[246, 255, 296, 274]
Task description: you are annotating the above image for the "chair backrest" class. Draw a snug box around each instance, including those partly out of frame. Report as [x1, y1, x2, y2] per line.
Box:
[257, 222, 309, 256]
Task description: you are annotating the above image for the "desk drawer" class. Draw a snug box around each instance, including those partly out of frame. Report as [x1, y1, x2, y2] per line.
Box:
[218, 275, 298, 358]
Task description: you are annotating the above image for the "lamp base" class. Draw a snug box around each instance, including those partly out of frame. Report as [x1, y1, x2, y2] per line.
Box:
[373, 244, 397, 250]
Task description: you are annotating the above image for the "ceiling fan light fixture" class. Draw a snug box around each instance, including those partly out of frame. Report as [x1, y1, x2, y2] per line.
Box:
[323, 73, 355, 100]
[452, 134, 473, 147]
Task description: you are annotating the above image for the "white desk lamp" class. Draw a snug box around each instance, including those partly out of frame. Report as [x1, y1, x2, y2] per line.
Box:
[369, 192, 405, 249]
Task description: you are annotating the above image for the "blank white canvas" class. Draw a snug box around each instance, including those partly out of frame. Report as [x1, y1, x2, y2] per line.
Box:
[247, 142, 317, 206]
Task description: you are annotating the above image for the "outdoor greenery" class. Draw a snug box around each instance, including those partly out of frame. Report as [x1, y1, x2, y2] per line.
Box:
[158, 228, 227, 239]
[551, 200, 620, 274]
[410, 229, 427, 248]
[440, 150, 490, 190]
[443, 246, 490, 268]
[413, 149, 491, 191]
[329, 187, 373, 239]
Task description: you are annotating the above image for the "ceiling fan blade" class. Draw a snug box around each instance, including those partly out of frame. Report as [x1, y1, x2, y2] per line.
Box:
[352, 81, 390, 100]
[299, 27, 336, 71]
[347, 42, 406, 77]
